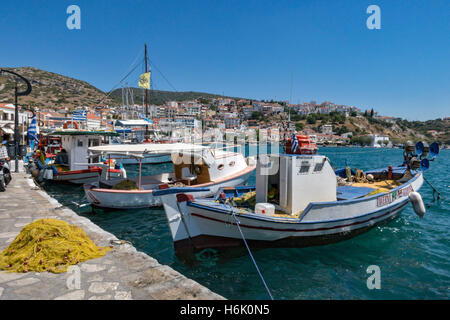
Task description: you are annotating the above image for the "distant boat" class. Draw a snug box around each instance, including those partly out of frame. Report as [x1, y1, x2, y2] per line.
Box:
[284, 134, 318, 155]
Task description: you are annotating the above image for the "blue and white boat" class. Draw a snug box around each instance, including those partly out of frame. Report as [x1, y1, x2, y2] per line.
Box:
[155, 141, 438, 253]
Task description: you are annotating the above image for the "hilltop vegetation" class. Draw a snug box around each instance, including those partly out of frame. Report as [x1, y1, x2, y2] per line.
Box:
[108, 87, 241, 106]
[275, 111, 449, 145]
[0, 67, 240, 109]
[0, 67, 114, 110]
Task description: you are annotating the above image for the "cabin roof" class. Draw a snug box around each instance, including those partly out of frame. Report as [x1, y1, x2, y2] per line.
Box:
[51, 130, 119, 137]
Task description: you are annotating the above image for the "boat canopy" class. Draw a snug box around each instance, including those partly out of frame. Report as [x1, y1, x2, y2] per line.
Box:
[88, 143, 209, 156]
[51, 130, 119, 137]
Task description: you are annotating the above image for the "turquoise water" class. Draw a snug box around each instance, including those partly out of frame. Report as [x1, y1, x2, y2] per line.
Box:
[42, 147, 450, 299]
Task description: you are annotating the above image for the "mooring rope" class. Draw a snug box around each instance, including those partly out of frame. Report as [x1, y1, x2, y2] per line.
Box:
[231, 211, 274, 300]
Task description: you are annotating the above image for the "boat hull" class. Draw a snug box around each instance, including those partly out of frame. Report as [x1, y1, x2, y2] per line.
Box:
[52, 169, 101, 184]
[51, 168, 123, 184]
[159, 172, 423, 252]
[84, 168, 255, 209]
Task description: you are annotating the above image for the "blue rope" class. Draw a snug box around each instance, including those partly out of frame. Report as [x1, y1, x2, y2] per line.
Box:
[231, 211, 274, 300]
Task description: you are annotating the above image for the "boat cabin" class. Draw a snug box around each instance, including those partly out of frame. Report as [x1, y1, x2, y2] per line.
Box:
[256, 154, 337, 215]
[51, 130, 119, 171]
[38, 136, 62, 156]
[171, 148, 250, 186]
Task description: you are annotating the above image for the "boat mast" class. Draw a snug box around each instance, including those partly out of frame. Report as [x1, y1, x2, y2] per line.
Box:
[144, 43, 149, 141]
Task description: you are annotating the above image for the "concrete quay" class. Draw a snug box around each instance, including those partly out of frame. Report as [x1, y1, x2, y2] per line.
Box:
[0, 170, 224, 300]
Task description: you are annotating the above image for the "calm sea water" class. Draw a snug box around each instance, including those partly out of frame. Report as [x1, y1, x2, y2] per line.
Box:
[42, 147, 449, 299]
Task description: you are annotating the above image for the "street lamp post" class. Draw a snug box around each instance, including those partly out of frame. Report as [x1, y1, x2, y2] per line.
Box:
[0, 69, 32, 172]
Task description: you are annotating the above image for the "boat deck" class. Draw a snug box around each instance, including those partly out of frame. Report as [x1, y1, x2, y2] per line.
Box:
[210, 179, 404, 219]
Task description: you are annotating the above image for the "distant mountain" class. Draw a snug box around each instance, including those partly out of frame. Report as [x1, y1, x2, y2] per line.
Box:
[0, 66, 114, 110]
[108, 87, 242, 106]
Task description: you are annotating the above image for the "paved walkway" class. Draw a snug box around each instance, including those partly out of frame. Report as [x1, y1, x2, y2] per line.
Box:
[0, 171, 224, 300]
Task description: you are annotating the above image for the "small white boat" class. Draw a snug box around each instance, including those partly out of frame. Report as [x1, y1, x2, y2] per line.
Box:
[155, 141, 438, 254]
[83, 143, 256, 209]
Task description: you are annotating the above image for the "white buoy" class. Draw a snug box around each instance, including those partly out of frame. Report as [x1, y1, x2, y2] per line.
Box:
[409, 192, 426, 218]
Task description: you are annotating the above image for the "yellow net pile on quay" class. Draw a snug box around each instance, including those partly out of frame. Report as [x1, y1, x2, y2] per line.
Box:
[0, 219, 111, 273]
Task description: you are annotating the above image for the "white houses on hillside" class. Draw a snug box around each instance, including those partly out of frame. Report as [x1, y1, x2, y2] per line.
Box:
[370, 134, 391, 148]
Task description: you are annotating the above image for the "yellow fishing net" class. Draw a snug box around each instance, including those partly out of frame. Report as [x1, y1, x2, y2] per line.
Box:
[233, 191, 256, 207]
[0, 219, 111, 274]
[112, 179, 138, 190]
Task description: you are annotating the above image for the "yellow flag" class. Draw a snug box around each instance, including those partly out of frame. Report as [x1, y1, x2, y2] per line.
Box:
[138, 72, 150, 89]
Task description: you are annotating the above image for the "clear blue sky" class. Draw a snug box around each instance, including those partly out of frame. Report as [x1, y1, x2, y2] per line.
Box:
[1, 0, 448, 120]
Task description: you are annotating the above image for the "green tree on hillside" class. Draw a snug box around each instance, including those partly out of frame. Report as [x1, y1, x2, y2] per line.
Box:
[295, 122, 304, 131]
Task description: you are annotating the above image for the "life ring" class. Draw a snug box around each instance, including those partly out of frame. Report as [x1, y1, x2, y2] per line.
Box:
[63, 121, 79, 129]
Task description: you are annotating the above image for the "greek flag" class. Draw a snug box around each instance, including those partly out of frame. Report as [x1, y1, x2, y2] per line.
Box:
[27, 115, 39, 149]
[27, 116, 39, 142]
[72, 110, 87, 121]
[291, 133, 298, 153]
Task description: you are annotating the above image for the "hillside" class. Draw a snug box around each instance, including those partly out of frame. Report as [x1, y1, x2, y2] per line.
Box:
[108, 87, 241, 106]
[0, 67, 114, 110]
[283, 112, 450, 144]
[1, 66, 447, 144]
[0, 67, 241, 109]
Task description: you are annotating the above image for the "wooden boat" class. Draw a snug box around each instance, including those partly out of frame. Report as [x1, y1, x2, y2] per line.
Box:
[83, 143, 256, 209]
[154, 141, 437, 254]
[30, 129, 126, 184]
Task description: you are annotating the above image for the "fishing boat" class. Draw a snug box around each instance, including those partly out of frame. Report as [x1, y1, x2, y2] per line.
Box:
[83, 143, 256, 209]
[154, 140, 439, 253]
[284, 134, 318, 155]
[29, 128, 126, 184]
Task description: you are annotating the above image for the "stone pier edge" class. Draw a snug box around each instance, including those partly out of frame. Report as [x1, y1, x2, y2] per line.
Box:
[19, 175, 225, 300]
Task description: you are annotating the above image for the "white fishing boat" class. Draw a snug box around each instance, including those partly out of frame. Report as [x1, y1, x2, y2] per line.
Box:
[29, 129, 126, 184]
[155, 141, 439, 254]
[111, 128, 172, 165]
[83, 143, 256, 209]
